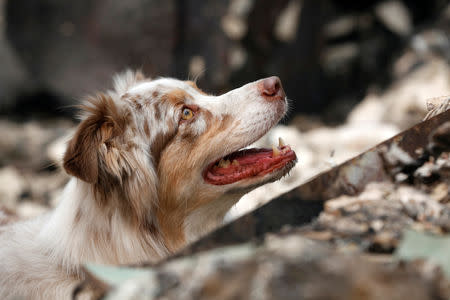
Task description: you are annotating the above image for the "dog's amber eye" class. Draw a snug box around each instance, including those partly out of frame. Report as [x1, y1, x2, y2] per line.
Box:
[181, 108, 194, 120]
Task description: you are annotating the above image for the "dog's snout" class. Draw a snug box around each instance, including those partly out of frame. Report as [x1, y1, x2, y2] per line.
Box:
[259, 76, 285, 101]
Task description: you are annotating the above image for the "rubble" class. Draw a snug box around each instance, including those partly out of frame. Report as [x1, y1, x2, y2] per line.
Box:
[0, 119, 74, 170]
[374, 0, 412, 36]
[0, 120, 71, 217]
[300, 180, 450, 253]
[425, 97, 450, 122]
[298, 121, 450, 253]
[89, 233, 450, 300]
[348, 59, 450, 130]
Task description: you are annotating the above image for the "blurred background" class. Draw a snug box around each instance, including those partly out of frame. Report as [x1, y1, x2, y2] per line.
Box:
[0, 0, 449, 219]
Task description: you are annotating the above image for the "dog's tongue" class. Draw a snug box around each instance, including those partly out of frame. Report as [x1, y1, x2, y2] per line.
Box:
[213, 149, 273, 175]
[204, 139, 296, 185]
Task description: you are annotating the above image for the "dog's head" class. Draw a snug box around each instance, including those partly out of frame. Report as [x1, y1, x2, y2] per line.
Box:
[63, 71, 296, 251]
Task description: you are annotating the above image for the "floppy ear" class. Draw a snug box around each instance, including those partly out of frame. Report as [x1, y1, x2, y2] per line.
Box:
[63, 93, 126, 183]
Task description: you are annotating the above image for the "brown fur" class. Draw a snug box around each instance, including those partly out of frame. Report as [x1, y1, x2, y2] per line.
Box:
[64, 93, 158, 228]
[155, 111, 240, 250]
[153, 103, 162, 121]
[161, 89, 190, 106]
[150, 130, 177, 166]
[143, 122, 150, 138]
[63, 93, 128, 183]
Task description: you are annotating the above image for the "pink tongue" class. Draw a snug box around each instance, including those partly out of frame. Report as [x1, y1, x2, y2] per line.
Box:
[235, 149, 272, 164]
[213, 149, 274, 175]
[204, 146, 297, 185]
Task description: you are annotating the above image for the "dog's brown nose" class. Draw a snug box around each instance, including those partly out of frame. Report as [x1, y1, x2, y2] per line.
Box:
[260, 76, 285, 101]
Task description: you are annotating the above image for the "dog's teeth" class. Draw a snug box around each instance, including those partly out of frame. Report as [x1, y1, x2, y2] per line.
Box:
[278, 137, 285, 147]
[218, 159, 225, 167]
[218, 159, 231, 168]
[272, 145, 280, 157]
[232, 160, 239, 166]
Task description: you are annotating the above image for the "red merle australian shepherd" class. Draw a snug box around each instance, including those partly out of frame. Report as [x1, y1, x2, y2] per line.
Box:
[0, 71, 296, 299]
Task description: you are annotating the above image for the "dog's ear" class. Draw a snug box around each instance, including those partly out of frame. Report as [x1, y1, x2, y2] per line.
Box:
[63, 94, 126, 183]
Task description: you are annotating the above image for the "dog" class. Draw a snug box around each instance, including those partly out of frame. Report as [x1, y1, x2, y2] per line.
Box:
[0, 71, 297, 299]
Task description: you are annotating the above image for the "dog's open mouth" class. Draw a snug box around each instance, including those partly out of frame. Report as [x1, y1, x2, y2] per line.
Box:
[204, 138, 297, 185]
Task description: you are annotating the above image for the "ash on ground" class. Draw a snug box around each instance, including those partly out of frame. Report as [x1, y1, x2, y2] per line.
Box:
[300, 152, 449, 253]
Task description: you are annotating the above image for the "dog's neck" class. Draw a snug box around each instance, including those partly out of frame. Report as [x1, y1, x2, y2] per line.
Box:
[38, 178, 170, 270]
[38, 177, 239, 271]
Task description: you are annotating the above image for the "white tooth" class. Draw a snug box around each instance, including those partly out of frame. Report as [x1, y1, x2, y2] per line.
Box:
[218, 159, 225, 167]
[232, 160, 239, 166]
[219, 159, 231, 168]
[278, 137, 285, 147]
[272, 145, 280, 157]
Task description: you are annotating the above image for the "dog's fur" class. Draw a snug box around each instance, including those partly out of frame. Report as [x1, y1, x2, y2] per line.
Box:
[0, 71, 293, 299]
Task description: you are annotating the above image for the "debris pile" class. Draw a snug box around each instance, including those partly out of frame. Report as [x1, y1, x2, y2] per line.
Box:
[299, 114, 450, 253]
[97, 232, 450, 300]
